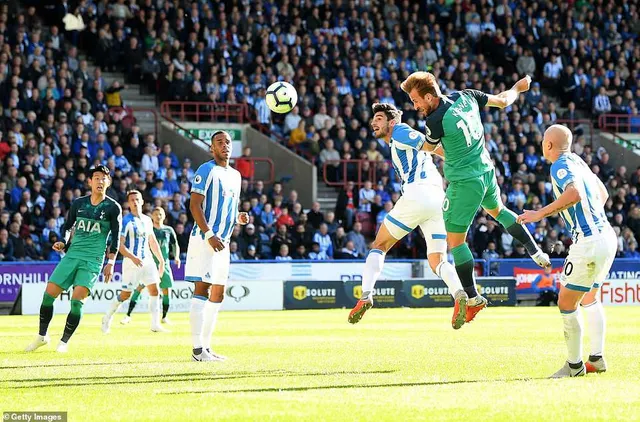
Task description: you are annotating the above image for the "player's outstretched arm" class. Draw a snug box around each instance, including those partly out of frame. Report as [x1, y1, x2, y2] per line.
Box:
[486, 75, 532, 109]
[517, 182, 581, 224]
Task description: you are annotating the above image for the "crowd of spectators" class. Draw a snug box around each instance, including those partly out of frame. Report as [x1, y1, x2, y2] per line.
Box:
[0, 1, 639, 263]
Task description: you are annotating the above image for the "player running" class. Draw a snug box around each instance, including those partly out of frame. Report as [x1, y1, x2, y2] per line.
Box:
[120, 207, 180, 325]
[400, 72, 551, 323]
[187, 131, 249, 362]
[518, 125, 615, 378]
[25, 165, 121, 353]
[348, 103, 467, 328]
[101, 190, 165, 333]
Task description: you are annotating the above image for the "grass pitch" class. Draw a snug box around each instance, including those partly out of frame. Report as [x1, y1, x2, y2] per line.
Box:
[1, 307, 640, 421]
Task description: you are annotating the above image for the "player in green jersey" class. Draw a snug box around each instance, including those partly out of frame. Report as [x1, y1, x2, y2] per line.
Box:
[121, 207, 180, 325]
[25, 165, 122, 353]
[401, 72, 551, 323]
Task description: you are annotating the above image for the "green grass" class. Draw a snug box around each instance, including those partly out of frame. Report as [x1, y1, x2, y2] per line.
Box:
[1, 307, 640, 421]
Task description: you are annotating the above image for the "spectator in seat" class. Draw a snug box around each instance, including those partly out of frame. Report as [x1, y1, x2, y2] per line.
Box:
[347, 221, 367, 257]
[336, 240, 362, 259]
[335, 181, 358, 229]
[510, 243, 529, 259]
[275, 244, 293, 261]
[276, 207, 295, 229]
[366, 141, 383, 162]
[158, 144, 180, 169]
[259, 203, 275, 234]
[482, 241, 501, 261]
[288, 120, 307, 149]
[229, 241, 243, 261]
[292, 223, 312, 249]
[319, 139, 341, 183]
[376, 201, 393, 232]
[308, 242, 328, 261]
[306, 202, 324, 230]
[241, 224, 261, 257]
[358, 180, 375, 213]
[0, 229, 14, 261]
[271, 224, 293, 254]
[235, 146, 254, 182]
[313, 223, 333, 259]
[324, 211, 339, 234]
[245, 244, 259, 260]
[151, 179, 170, 201]
[284, 106, 302, 135]
[8, 222, 25, 260]
[292, 244, 307, 260]
[593, 87, 612, 116]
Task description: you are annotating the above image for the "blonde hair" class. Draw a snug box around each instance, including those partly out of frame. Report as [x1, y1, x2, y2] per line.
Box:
[400, 72, 440, 97]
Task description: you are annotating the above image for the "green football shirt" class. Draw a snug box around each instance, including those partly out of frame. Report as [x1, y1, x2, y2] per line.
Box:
[153, 225, 177, 262]
[424, 89, 493, 182]
[62, 195, 122, 264]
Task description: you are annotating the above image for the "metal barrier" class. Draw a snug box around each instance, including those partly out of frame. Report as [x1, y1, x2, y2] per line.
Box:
[322, 159, 388, 188]
[598, 113, 640, 133]
[160, 102, 248, 123]
[230, 157, 276, 185]
[108, 106, 159, 140]
[555, 119, 595, 145]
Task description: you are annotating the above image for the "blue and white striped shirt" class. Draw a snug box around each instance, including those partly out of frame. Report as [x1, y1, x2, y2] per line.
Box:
[390, 123, 442, 189]
[121, 213, 154, 260]
[551, 153, 607, 241]
[191, 160, 241, 244]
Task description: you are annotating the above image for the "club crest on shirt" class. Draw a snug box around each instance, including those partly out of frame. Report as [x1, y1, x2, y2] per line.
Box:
[194, 175, 202, 184]
[409, 131, 419, 139]
[557, 168, 568, 179]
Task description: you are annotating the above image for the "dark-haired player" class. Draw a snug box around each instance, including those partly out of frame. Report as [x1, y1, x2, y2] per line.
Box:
[25, 165, 122, 353]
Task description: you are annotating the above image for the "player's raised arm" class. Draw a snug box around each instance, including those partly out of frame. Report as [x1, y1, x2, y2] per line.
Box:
[485, 75, 532, 109]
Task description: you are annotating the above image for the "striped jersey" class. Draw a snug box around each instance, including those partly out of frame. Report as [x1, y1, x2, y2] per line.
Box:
[390, 123, 442, 189]
[550, 153, 607, 240]
[121, 213, 154, 260]
[191, 160, 241, 243]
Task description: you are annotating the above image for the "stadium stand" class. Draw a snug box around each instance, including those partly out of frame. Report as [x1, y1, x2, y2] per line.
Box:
[0, 0, 638, 262]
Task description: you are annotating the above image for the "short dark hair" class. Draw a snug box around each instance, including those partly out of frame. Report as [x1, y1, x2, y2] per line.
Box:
[211, 130, 230, 141]
[87, 165, 111, 178]
[126, 190, 142, 198]
[371, 103, 402, 122]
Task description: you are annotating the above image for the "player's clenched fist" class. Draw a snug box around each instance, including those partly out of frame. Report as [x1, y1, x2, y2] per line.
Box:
[52, 242, 66, 252]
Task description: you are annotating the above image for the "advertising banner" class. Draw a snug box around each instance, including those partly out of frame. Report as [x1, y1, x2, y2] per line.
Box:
[513, 267, 562, 294]
[402, 278, 517, 307]
[599, 279, 640, 306]
[343, 280, 402, 308]
[283, 280, 346, 310]
[21, 280, 283, 315]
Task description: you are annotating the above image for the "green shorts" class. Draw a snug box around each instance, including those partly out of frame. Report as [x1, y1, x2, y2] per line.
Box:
[443, 169, 501, 233]
[50, 256, 102, 292]
[158, 260, 174, 289]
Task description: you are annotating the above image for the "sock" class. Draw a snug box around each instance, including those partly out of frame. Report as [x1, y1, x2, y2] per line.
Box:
[61, 299, 83, 343]
[496, 209, 539, 255]
[149, 295, 160, 328]
[583, 300, 606, 357]
[39, 292, 55, 336]
[435, 261, 464, 298]
[190, 295, 207, 349]
[162, 294, 170, 319]
[202, 300, 223, 350]
[106, 297, 124, 318]
[451, 243, 477, 299]
[127, 300, 138, 316]
[362, 249, 385, 300]
[561, 308, 583, 364]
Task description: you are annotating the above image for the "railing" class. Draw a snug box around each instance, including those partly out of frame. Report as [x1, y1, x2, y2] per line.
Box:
[160, 102, 248, 123]
[598, 113, 640, 133]
[230, 157, 276, 185]
[108, 106, 159, 140]
[322, 159, 389, 188]
[555, 118, 595, 145]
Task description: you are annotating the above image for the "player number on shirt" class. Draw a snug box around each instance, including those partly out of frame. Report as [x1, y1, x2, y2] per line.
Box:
[457, 120, 473, 147]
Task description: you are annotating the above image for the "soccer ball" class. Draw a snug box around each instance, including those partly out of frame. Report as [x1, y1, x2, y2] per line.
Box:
[265, 82, 298, 114]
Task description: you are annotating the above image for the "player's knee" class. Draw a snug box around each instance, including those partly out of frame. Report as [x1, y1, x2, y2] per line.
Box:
[147, 284, 159, 296]
[210, 285, 224, 303]
[558, 294, 579, 312]
[119, 291, 131, 301]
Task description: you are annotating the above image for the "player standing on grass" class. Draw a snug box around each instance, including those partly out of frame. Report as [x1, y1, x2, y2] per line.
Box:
[401, 72, 551, 323]
[25, 165, 121, 353]
[518, 125, 614, 378]
[348, 103, 467, 328]
[101, 190, 165, 333]
[120, 207, 180, 325]
[186, 131, 249, 362]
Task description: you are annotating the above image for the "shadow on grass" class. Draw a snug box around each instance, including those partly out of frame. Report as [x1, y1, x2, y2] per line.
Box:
[3, 369, 398, 389]
[161, 377, 549, 395]
[0, 360, 190, 370]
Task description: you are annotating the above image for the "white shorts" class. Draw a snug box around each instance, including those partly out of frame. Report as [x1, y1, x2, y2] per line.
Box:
[383, 184, 447, 255]
[122, 258, 159, 291]
[561, 224, 617, 292]
[185, 235, 231, 286]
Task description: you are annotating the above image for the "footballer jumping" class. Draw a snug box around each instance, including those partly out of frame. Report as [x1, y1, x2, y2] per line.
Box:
[401, 72, 551, 323]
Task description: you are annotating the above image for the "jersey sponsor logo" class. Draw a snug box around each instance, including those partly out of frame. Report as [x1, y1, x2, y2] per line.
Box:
[194, 175, 202, 184]
[557, 168, 568, 179]
[76, 219, 102, 233]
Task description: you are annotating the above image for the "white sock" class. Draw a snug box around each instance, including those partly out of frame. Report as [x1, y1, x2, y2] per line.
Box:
[106, 299, 123, 318]
[190, 296, 206, 349]
[561, 308, 583, 364]
[202, 301, 222, 350]
[583, 300, 606, 357]
[435, 261, 464, 298]
[149, 295, 160, 327]
[362, 249, 385, 300]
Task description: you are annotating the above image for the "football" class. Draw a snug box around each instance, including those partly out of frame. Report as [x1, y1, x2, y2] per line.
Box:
[265, 81, 298, 114]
